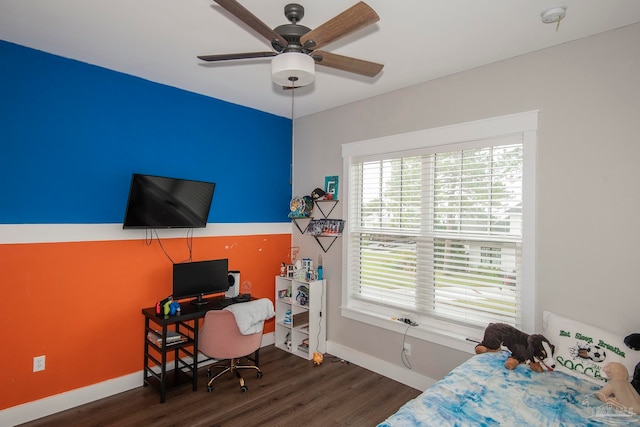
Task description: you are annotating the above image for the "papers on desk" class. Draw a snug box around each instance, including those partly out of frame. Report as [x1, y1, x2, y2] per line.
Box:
[147, 330, 187, 345]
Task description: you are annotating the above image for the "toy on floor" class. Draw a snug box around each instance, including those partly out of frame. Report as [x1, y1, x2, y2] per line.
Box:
[313, 352, 323, 366]
[475, 323, 556, 372]
[596, 362, 640, 415]
[624, 333, 640, 395]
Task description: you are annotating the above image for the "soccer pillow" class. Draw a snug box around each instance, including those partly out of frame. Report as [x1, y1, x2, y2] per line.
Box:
[542, 311, 640, 385]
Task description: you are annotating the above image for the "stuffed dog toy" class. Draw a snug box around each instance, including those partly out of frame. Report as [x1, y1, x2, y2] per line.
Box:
[475, 323, 556, 372]
[597, 362, 640, 415]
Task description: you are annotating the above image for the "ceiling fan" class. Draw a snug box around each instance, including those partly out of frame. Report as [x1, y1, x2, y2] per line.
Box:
[198, 0, 384, 88]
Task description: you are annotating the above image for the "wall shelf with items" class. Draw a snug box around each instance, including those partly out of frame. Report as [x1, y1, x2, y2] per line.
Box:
[314, 199, 339, 218]
[274, 276, 326, 360]
[291, 200, 343, 253]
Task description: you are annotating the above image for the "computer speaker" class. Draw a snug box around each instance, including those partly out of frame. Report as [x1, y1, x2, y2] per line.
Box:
[226, 270, 240, 298]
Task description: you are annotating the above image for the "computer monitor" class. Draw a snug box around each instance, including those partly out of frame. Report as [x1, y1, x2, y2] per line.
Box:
[172, 259, 229, 305]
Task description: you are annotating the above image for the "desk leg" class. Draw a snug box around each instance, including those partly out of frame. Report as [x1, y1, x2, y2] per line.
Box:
[192, 319, 199, 391]
[160, 327, 167, 403]
[143, 317, 150, 387]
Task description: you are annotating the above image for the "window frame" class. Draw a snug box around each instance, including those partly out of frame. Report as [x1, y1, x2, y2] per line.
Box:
[340, 111, 538, 351]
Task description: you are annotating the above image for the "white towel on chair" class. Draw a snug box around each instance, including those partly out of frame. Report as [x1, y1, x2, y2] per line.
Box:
[224, 298, 275, 335]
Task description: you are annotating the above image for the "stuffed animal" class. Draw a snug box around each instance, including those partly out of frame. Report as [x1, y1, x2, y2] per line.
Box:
[624, 333, 640, 395]
[475, 323, 556, 372]
[284, 332, 292, 351]
[313, 352, 324, 366]
[597, 362, 640, 415]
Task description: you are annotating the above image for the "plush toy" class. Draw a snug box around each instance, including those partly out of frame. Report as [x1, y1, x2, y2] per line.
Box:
[475, 323, 556, 372]
[310, 188, 326, 200]
[597, 362, 640, 415]
[284, 332, 292, 351]
[624, 333, 640, 395]
[313, 352, 324, 366]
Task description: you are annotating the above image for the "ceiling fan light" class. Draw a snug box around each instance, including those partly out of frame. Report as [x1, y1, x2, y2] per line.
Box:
[271, 52, 315, 87]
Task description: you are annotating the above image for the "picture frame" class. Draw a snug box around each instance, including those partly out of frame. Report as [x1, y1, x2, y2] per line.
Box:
[324, 175, 339, 200]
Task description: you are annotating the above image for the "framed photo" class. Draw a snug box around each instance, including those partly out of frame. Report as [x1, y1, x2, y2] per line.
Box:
[324, 175, 339, 200]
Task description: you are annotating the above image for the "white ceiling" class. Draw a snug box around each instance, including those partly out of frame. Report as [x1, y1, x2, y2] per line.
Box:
[2, 0, 640, 118]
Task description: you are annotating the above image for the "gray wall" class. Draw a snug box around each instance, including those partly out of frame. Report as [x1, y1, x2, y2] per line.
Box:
[292, 23, 640, 383]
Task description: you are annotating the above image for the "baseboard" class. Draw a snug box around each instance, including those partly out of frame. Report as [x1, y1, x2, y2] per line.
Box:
[326, 341, 435, 392]
[0, 332, 276, 427]
[0, 372, 141, 427]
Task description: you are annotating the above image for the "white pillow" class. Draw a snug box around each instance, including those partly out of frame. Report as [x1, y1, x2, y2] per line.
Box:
[542, 311, 640, 385]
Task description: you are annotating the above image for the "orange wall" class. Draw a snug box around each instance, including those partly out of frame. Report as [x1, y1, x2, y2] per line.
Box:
[0, 233, 290, 410]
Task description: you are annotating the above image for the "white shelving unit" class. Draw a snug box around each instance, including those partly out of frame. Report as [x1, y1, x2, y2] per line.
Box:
[274, 276, 326, 360]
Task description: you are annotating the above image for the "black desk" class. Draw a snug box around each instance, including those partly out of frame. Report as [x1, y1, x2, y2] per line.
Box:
[141, 296, 256, 403]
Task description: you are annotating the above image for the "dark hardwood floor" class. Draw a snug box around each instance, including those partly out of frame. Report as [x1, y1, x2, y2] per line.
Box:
[19, 345, 420, 427]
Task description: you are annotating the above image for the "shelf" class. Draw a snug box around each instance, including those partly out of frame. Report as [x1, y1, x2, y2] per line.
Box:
[291, 217, 312, 234]
[295, 324, 310, 334]
[313, 236, 339, 253]
[144, 368, 193, 391]
[290, 199, 343, 253]
[275, 276, 326, 361]
[314, 200, 339, 218]
[146, 330, 191, 348]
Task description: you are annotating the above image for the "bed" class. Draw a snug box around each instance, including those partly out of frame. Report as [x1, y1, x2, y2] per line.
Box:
[378, 350, 640, 426]
[379, 308, 640, 427]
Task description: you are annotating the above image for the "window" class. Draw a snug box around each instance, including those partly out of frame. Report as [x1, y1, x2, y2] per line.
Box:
[341, 112, 537, 340]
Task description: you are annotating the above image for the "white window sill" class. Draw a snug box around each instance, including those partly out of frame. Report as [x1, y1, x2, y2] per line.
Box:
[341, 306, 481, 355]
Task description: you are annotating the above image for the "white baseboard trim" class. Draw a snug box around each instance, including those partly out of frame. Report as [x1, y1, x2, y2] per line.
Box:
[0, 372, 141, 427]
[0, 332, 275, 427]
[326, 340, 435, 392]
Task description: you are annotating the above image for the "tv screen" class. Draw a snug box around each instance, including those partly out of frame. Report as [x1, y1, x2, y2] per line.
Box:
[173, 259, 229, 305]
[123, 174, 215, 229]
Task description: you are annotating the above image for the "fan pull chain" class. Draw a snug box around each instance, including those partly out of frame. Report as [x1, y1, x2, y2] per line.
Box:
[291, 84, 295, 120]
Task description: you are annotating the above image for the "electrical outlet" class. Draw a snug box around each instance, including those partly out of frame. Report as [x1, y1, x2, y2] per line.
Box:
[33, 355, 45, 372]
[403, 343, 411, 356]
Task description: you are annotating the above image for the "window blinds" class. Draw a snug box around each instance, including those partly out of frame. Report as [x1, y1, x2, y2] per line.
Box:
[347, 138, 524, 328]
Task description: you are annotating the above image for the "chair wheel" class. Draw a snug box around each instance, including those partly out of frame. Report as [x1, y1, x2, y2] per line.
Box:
[206, 370, 211, 378]
[207, 386, 213, 392]
[257, 371, 263, 379]
[240, 385, 248, 392]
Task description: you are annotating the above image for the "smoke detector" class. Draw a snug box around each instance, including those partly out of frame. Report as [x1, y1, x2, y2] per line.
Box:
[541, 6, 567, 24]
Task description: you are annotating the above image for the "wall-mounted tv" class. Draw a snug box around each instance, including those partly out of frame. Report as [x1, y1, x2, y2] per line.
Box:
[123, 173, 215, 229]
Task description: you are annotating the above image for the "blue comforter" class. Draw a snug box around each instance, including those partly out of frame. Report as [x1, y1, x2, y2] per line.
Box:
[379, 351, 640, 426]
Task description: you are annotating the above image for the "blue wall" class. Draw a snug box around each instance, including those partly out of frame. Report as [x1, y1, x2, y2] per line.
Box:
[0, 40, 292, 224]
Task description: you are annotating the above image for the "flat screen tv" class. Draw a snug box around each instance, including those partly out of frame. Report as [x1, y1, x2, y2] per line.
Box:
[123, 174, 215, 229]
[173, 259, 229, 305]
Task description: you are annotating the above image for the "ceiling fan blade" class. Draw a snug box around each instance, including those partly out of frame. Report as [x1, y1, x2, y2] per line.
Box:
[314, 51, 383, 77]
[198, 51, 277, 62]
[213, 0, 285, 48]
[300, 1, 379, 51]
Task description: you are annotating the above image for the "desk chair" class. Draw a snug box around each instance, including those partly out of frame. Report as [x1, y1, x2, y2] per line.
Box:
[198, 299, 274, 392]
